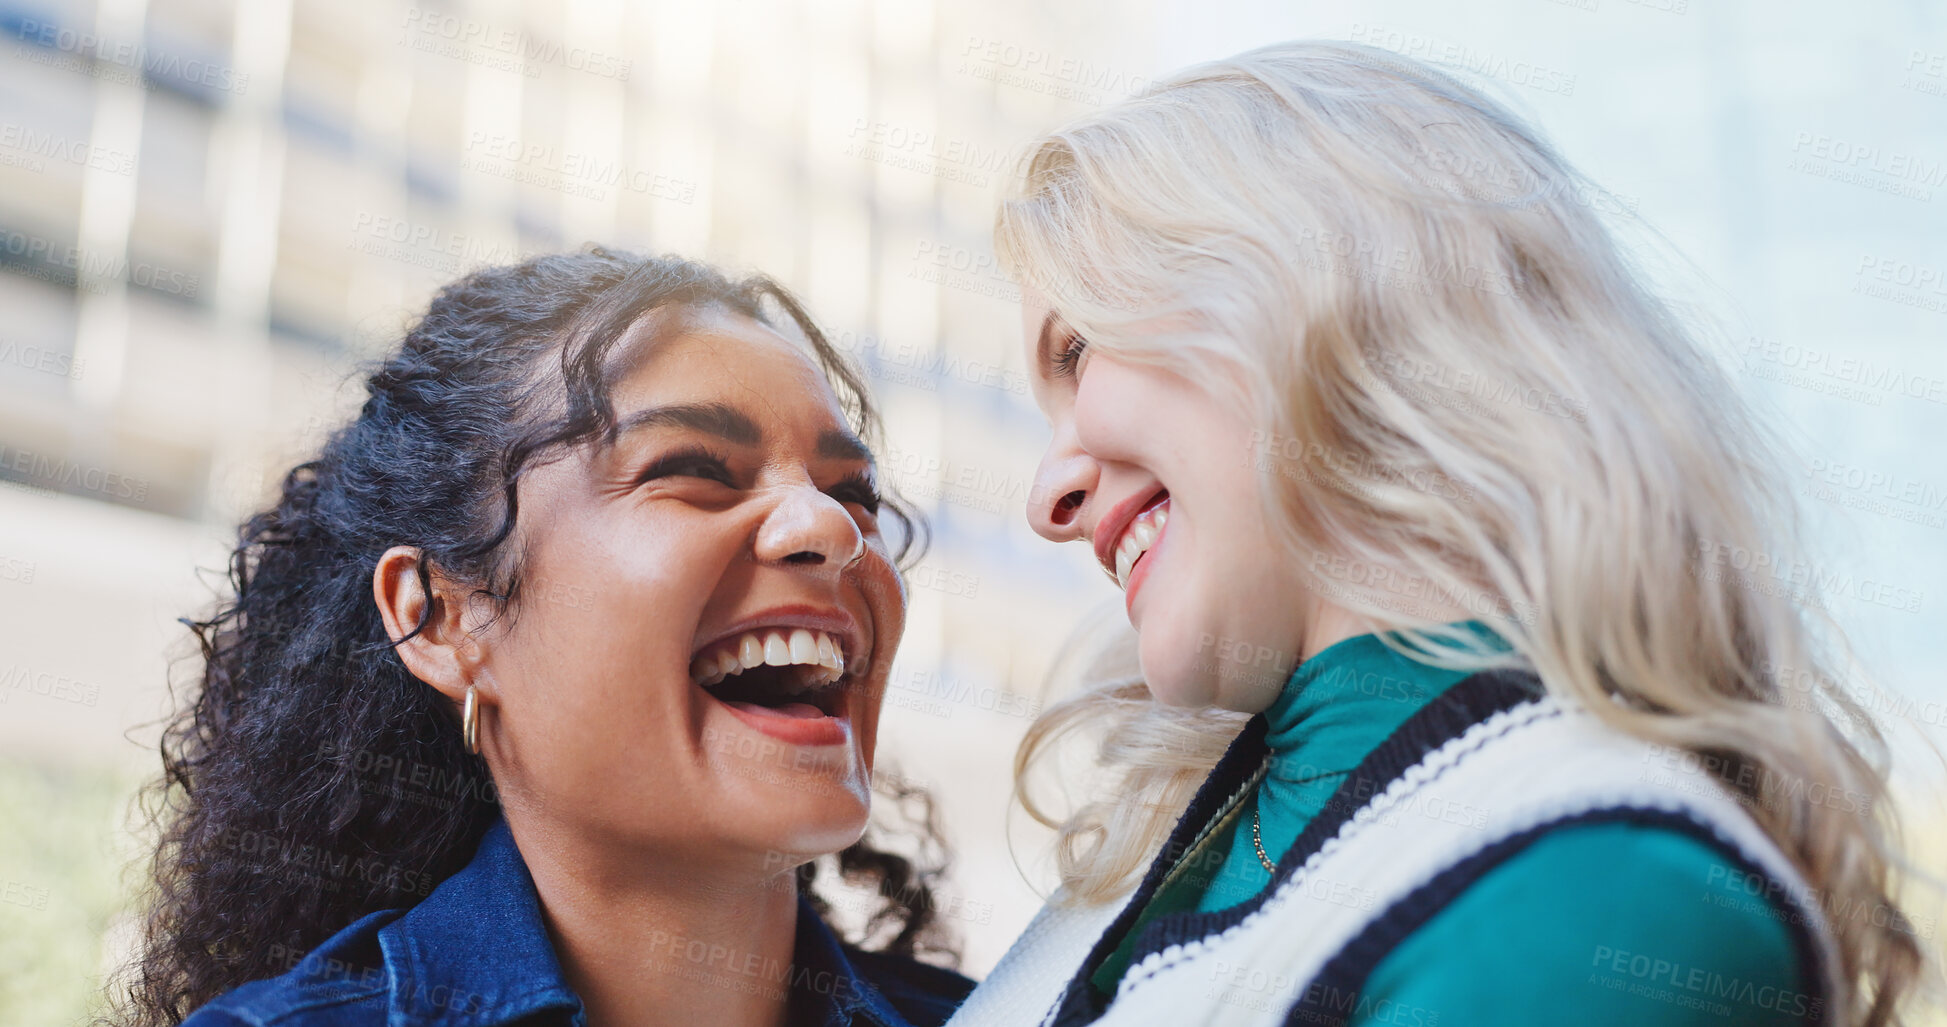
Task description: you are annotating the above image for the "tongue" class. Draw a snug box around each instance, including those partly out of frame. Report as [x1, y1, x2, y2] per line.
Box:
[726, 700, 827, 720]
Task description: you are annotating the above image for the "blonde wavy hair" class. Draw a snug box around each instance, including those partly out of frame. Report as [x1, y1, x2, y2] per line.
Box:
[999, 40, 1932, 1025]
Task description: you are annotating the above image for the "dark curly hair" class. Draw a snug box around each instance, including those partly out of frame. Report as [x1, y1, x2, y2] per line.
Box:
[115, 249, 953, 1026]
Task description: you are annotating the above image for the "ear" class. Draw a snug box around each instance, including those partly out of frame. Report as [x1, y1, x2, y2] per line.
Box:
[372, 545, 487, 706]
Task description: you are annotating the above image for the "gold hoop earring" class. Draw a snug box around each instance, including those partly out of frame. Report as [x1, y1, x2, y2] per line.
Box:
[461, 685, 480, 755]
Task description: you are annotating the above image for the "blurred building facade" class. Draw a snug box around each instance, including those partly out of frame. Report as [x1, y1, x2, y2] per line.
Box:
[3, 0, 1945, 1022]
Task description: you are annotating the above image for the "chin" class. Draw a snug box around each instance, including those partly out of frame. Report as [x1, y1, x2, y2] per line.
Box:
[1136, 638, 1218, 709]
[761, 794, 870, 861]
[1131, 599, 1201, 707]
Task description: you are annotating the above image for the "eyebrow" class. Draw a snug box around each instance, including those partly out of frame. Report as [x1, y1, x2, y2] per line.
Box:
[612, 400, 873, 465]
[613, 402, 762, 445]
[817, 428, 873, 463]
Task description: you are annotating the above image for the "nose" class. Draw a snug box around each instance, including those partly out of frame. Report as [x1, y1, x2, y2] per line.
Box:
[754, 482, 866, 575]
[1027, 421, 1099, 544]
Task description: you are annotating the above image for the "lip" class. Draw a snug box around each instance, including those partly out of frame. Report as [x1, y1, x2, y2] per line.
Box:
[692, 603, 868, 750]
[1091, 487, 1170, 584]
[717, 696, 854, 748]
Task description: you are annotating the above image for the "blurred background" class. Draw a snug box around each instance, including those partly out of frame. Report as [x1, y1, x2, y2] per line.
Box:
[1, 0, 1943, 1022]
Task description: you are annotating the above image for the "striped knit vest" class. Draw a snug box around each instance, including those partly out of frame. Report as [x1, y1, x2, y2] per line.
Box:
[948, 671, 1840, 1027]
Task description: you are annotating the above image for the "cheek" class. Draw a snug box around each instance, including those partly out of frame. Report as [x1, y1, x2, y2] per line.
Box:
[848, 550, 908, 750]
[1072, 358, 1252, 480]
[496, 513, 739, 731]
[538, 521, 717, 653]
[1068, 361, 1157, 459]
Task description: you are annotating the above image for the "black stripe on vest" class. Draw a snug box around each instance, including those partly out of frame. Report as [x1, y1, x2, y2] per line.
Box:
[1048, 669, 1542, 1026]
[1282, 806, 1830, 1026]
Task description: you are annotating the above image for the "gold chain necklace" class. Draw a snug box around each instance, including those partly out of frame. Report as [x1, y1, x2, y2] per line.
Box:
[1251, 806, 1277, 872]
[1249, 766, 1357, 874]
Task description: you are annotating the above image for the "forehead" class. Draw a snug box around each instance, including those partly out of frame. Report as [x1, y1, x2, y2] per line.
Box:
[609, 306, 850, 431]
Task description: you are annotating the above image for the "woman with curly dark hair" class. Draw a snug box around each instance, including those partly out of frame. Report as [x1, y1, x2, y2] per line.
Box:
[115, 249, 974, 1027]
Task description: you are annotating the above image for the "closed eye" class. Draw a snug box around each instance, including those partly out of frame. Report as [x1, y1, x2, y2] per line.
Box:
[635, 446, 736, 487]
[826, 471, 882, 515]
[1049, 333, 1089, 379]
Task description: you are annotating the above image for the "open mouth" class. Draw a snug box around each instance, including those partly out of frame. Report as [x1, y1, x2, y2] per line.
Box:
[689, 628, 857, 723]
[1110, 490, 1170, 590]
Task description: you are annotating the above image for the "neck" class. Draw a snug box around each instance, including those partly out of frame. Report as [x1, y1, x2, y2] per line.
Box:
[1264, 616, 1508, 753]
[1296, 587, 1482, 665]
[1299, 600, 1372, 664]
[507, 811, 801, 1027]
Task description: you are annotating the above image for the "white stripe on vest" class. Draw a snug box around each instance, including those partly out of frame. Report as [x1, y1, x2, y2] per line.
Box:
[951, 697, 1839, 1027]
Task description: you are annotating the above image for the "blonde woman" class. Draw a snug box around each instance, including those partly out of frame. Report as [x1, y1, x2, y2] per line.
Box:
[948, 41, 1928, 1027]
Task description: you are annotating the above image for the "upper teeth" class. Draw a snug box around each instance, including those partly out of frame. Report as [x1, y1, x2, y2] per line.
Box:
[1113, 500, 1168, 590]
[690, 628, 851, 688]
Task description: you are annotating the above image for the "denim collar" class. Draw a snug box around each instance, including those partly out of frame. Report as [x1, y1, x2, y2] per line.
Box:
[784, 893, 919, 1027]
[376, 817, 922, 1027]
[377, 818, 582, 1025]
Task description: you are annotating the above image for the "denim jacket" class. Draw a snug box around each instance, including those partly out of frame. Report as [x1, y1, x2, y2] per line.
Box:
[182, 818, 973, 1026]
